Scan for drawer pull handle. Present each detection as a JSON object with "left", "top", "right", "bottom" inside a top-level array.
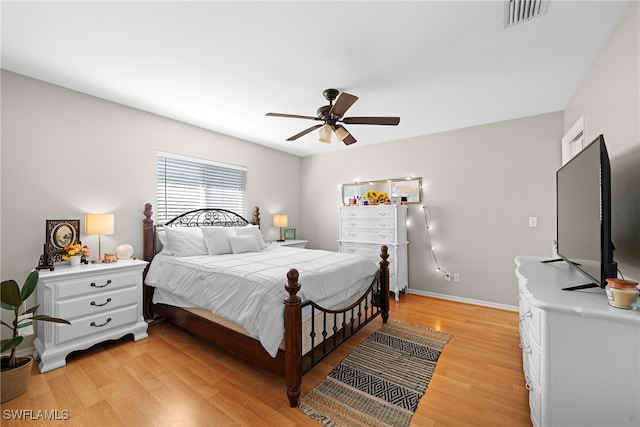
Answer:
[
  {"left": 90, "top": 279, "right": 112, "bottom": 289},
  {"left": 90, "top": 318, "right": 112, "bottom": 328},
  {"left": 519, "top": 311, "right": 532, "bottom": 320},
  {"left": 90, "top": 298, "right": 112, "bottom": 307}
]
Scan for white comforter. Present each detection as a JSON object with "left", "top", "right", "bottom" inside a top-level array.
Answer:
[{"left": 144, "top": 245, "right": 378, "bottom": 357}]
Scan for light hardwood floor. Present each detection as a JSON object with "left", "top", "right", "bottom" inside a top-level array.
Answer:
[{"left": 1, "top": 294, "right": 532, "bottom": 426}]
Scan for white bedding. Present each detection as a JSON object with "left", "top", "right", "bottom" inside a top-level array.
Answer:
[{"left": 144, "top": 245, "right": 378, "bottom": 357}]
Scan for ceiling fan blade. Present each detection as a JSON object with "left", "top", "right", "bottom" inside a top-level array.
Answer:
[
  {"left": 342, "top": 133, "right": 357, "bottom": 145},
  {"left": 286, "top": 124, "right": 323, "bottom": 141},
  {"left": 342, "top": 116, "right": 400, "bottom": 126},
  {"left": 329, "top": 92, "right": 358, "bottom": 119},
  {"left": 266, "top": 112, "right": 320, "bottom": 121}
]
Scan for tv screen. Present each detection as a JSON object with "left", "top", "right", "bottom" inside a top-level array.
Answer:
[{"left": 556, "top": 134, "right": 617, "bottom": 288}]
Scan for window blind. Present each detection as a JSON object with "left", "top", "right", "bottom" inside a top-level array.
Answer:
[{"left": 156, "top": 151, "right": 247, "bottom": 222}]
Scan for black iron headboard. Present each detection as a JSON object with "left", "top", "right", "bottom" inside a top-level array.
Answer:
[{"left": 163, "top": 208, "right": 257, "bottom": 228}]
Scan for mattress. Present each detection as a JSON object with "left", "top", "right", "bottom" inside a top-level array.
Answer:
[{"left": 145, "top": 245, "right": 378, "bottom": 356}]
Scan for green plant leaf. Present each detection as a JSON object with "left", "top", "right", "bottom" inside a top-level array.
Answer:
[
  {"left": 31, "top": 315, "right": 71, "bottom": 324},
  {"left": 0, "top": 280, "right": 22, "bottom": 309},
  {"left": 24, "top": 305, "right": 40, "bottom": 315},
  {"left": 20, "top": 270, "right": 39, "bottom": 302},
  {"left": 1, "top": 336, "right": 23, "bottom": 353}
]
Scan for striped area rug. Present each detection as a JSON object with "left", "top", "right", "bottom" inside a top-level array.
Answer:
[{"left": 299, "top": 320, "right": 452, "bottom": 427}]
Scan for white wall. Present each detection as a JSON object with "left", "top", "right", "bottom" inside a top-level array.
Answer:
[
  {"left": 564, "top": 1, "right": 639, "bottom": 281},
  {"left": 300, "top": 112, "right": 563, "bottom": 307},
  {"left": 1, "top": 70, "right": 302, "bottom": 349}
]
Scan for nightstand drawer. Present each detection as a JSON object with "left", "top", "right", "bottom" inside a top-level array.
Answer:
[
  {"left": 56, "top": 286, "right": 138, "bottom": 318},
  {"left": 56, "top": 305, "right": 138, "bottom": 344},
  {"left": 54, "top": 271, "right": 139, "bottom": 299}
]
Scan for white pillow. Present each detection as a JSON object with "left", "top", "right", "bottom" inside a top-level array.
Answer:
[
  {"left": 233, "top": 225, "right": 266, "bottom": 249},
  {"left": 228, "top": 235, "right": 261, "bottom": 254},
  {"left": 163, "top": 227, "right": 207, "bottom": 256},
  {"left": 202, "top": 227, "right": 235, "bottom": 255},
  {"left": 156, "top": 229, "right": 174, "bottom": 255}
]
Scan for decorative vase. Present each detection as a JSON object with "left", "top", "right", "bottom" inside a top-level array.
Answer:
[
  {"left": 1, "top": 356, "right": 33, "bottom": 403},
  {"left": 69, "top": 256, "right": 81, "bottom": 266}
]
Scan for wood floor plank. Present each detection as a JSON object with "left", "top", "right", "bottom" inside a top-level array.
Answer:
[{"left": 0, "top": 294, "right": 532, "bottom": 426}]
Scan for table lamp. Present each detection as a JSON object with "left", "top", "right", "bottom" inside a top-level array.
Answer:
[
  {"left": 85, "top": 213, "right": 114, "bottom": 263},
  {"left": 273, "top": 214, "right": 288, "bottom": 242}
]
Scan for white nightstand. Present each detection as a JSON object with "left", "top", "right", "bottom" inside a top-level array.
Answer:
[
  {"left": 33, "top": 259, "right": 149, "bottom": 373},
  {"left": 268, "top": 239, "right": 309, "bottom": 248}
]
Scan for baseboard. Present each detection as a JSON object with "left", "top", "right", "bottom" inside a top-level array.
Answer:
[{"left": 406, "top": 289, "right": 518, "bottom": 312}]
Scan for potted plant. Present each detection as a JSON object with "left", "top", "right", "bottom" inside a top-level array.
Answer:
[{"left": 1, "top": 270, "right": 70, "bottom": 402}]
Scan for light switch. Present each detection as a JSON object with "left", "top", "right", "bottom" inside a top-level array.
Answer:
[{"left": 529, "top": 217, "right": 538, "bottom": 227}]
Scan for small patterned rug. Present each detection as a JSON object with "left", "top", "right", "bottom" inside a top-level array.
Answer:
[{"left": 299, "top": 320, "right": 452, "bottom": 427}]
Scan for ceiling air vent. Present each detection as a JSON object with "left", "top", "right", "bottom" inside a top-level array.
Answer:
[{"left": 504, "top": 0, "right": 547, "bottom": 28}]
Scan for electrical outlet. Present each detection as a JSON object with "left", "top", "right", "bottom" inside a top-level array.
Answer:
[
  {"left": 444, "top": 273, "right": 451, "bottom": 282},
  {"left": 453, "top": 273, "right": 460, "bottom": 283}
]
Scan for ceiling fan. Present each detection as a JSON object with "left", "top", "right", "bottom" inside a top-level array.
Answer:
[{"left": 266, "top": 89, "right": 400, "bottom": 145}]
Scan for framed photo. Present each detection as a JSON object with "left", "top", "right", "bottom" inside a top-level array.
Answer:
[
  {"left": 284, "top": 228, "right": 296, "bottom": 240},
  {"left": 45, "top": 219, "right": 80, "bottom": 263}
]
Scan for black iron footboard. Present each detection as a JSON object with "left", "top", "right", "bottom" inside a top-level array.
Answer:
[{"left": 300, "top": 252, "right": 390, "bottom": 373}]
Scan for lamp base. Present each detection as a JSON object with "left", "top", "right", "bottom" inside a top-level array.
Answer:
[{"left": 276, "top": 239, "right": 285, "bottom": 242}]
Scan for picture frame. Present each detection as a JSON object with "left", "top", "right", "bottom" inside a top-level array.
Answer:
[
  {"left": 284, "top": 228, "right": 296, "bottom": 240},
  {"left": 45, "top": 219, "right": 81, "bottom": 263}
]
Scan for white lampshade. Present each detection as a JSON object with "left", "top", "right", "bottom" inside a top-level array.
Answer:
[
  {"left": 334, "top": 125, "right": 350, "bottom": 141},
  {"left": 318, "top": 124, "right": 332, "bottom": 143},
  {"left": 85, "top": 213, "right": 114, "bottom": 235},
  {"left": 273, "top": 214, "right": 288, "bottom": 228}
]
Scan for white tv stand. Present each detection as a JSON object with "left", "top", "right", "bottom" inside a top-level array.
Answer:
[{"left": 516, "top": 256, "right": 640, "bottom": 427}]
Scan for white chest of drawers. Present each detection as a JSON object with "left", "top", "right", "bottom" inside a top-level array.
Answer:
[
  {"left": 33, "top": 259, "right": 149, "bottom": 373},
  {"left": 516, "top": 256, "right": 640, "bottom": 427},
  {"left": 338, "top": 205, "right": 408, "bottom": 301}
]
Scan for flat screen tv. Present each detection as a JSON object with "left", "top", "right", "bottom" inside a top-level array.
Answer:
[{"left": 555, "top": 134, "right": 617, "bottom": 290}]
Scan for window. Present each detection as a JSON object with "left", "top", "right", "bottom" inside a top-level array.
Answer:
[{"left": 156, "top": 151, "right": 247, "bottom": 222}]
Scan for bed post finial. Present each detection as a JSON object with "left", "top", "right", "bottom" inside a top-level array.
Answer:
[
  {"left": 379, "top": 245, "right": 390, "bottom": 323},
  {"left": 253, "top": 206, "right": 261, "bottom": 228},
  {"left": 284, "top": 268, "right": 302, "bottom": 407}
]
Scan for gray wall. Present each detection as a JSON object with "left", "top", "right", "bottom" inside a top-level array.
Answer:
[
  {"left": 1, "top": 70, "right": 302, "bottom": 350},
  {"left": 300, "top": 112, "right": 562, "bottom": 307},
  {"left": 564, "top": 1, "right": 639, "bottom": 281}
]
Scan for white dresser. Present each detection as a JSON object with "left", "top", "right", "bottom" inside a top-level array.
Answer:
[
  {"left": 33, "top": 259, "right": 149, "bottom": 373},
  {"left": 339, "top": 205, "right": 408, "bottom": 301},
  {"left": 516, "top": 256, "right": 640, "bottom": 427}
]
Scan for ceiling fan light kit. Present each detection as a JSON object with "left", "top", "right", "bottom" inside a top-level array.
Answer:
[
  {"left": 266, "top": 88, "right": 400, "bottom": 146},
  {"left": 318, "top": 124, "right": 332, "bottom": 143}
]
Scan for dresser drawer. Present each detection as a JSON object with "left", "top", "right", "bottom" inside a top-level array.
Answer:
[
  {"left": 341, "top": 206, "right": 396, "bottom": 219},
  {"left": 519, "top": 291, "right": 542, "bottom": 346},
  {"left": 55, "top": 305, "right": 138, "bottom": 344},
  {"left": 341, "top": 229, "right": 397, "bottom": 243},
  {"left": 52, "top": 271, "right": 139, "bottom": 299},
  {"left": 529, "top": 382, "right": 542, "bottom": 427},
  {"left": 341, "top": 218, "right": 395, "bottom": 230},
  {"left": 522, "top": 331, "right": 541, "bottom": 386},
  {"left": 55, "top": 286, "right": 138, "bottom": 318}
]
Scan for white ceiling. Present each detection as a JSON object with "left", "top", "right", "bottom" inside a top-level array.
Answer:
[{"left": 1, "top": 1, "right": 629, "bottom": 157}]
